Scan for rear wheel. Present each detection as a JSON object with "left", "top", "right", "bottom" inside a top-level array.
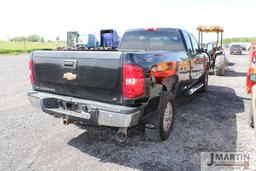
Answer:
[
  {"left": 145, "top": 91, "right": 175, "bottom": 141},
  {"left": 214, "top": 55, "right": 225, "bottom": 76}
]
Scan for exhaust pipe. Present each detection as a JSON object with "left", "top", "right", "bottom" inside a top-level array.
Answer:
[
  {"left": 116, "top": 127, "right": 128, "bottom": 142},
  {"left": 63, "top": 118, "right": 73, "bottom": 125}
]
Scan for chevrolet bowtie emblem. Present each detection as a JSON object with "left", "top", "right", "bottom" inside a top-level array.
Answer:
[{"left": 63, "top": 72, "right": 77, "bottom": 81}]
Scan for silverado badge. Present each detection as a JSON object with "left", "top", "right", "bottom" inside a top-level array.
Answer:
[{"left": 63, "top": 72, "right": 77, "bottom": 81}]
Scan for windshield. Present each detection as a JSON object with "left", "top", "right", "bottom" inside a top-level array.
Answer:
[{"left": 119, "top": 29, "right": 185, "bottom": 51}]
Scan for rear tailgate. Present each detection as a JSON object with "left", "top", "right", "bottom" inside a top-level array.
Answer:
[{"left": 32, "top": 51, "right": 123, "bottom": 104}]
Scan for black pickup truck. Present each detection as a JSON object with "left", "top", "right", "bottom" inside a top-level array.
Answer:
[{"left": 28, "top": 28, "right": 209, "bottom": 142}]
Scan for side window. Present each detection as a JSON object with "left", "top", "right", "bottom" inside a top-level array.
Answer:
[
  {"left": 182, "top": 32, "right": 193, "bottom": 52},
  {"left": 190, "top": 34, "right": 199, "bottom": 52}
]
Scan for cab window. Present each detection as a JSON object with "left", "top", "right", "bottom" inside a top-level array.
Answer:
[
  {"left": 190, "top": 34, "right": 199, "bottom": 52},
  {"left": 183, "top": 31, "right": 193, "bottom": 52}
]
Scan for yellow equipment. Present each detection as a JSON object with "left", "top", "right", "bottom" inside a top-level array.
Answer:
[{"left": 197, "top": 26, "right": 224, "bottom": 33}]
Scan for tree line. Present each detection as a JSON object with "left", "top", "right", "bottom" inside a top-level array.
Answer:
[
  {"left": 223, "top": 37, "right": 256, "bottom": 44},
  {"left": 10, "top": 35, "right": 256, "bottom": 44},
  {"left": 10, "top": 35, "right": 60, "bottom": 42}
]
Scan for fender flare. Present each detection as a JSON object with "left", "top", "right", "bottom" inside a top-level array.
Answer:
[{"left": 142, "top": 75, "right": 179, "bottom": 127}]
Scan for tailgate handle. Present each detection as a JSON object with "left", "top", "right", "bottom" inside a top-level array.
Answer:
[{"left": 63, "top": 60, "right": 77, "bottom": 69}]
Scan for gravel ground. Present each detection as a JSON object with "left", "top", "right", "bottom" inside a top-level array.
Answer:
[{"left": 0, "top": 52, "right": 255, "bottom": 171}]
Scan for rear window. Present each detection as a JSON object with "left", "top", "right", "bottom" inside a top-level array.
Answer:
[{"left": 119, "top": 29, "right": 185, "bottom": 51}]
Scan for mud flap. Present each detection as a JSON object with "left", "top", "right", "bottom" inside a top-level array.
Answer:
[
  {"left": 143, "top": 93, "right": 165, "bottom": 130},
  {"left": 145, "top": 128, "right": 161, "bottom": 141},
  {"left": 144, "top": 91, "right": 169, "bottom": 141}
]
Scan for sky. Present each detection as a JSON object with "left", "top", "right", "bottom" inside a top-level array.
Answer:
[{"left": 0, "top": 0, "right": 255, "bottom": 41}]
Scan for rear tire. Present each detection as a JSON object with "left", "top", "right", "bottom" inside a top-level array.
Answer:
[
  {"left": 145, "top": 91, "right": 175, "bottom": 141},
  {"left": 214, "top": 55, "right": 226, "bottom": 76}
]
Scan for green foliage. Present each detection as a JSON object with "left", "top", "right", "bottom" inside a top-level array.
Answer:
[
  {"left": 223, "top": 37, "right": 256, "bottom": 44},
  {"left": 26, "top": 35, "right": 41, "bottom": 42},
  {"left": 11, "top": 35, "right": 47, "bottom": 43},
  {"left": 10, "top": 36, "right": 26, "bottom": 42},
  {"left": 0, "top": 49, "right": 35, "bottom": 54},
  {"left": 10, "top": 35, "right": 47, "bottom": 43},
  {"left": 0, "top": 40, "right": 66, "bottom": 54}
]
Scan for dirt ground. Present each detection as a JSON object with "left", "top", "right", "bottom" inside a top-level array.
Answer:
[{"left": 0, "top": 52, "right": 255, "bottom": 171}]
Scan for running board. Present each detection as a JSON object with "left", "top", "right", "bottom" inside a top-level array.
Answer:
[{"left": 187, "top": 83, "right": 204, "bottom": 95}]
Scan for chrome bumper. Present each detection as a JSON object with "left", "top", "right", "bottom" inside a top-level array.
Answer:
[{"left": 28, "top": 91, "right": 143, "bottom": 127}]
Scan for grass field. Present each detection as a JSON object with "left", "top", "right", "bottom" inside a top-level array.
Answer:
[{"left": 0, "top": 40, "right": 66, "bottom": 54}]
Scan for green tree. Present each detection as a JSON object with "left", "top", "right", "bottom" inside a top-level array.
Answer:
[
  {"left": 26, "top": 35, "right": 41, "bottom": 42},
  {"left": 223, "top": 37, "right": 256, "bottom": 44},
  {"left": 10, "top": 36, "right": 26, "bottom": 42}
]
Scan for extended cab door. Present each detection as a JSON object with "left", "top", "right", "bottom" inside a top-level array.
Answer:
[
  {"left": 180, "top": 31, "right": 193, "bottom": 88},
  {"left": 189, "top": 34, "right": 205, "bottom": 80}
]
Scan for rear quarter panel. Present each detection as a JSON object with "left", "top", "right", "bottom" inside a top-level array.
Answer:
[{"left": 122, "top": 51, "right": 190, "bottom": 103}]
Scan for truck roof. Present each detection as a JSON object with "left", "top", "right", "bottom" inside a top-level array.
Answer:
[{"left": 125, "top": 28, "right": 182, "bottom": 32}]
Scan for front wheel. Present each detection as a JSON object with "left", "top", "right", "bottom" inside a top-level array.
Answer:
[{"left": 145, "top": 91, "right": 175, "bottom": 141}]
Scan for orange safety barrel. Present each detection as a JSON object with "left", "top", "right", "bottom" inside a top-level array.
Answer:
[{"left": 246, "top": 43, "right": 256, "bottom": 94}]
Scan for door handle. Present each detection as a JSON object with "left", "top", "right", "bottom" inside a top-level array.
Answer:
[
  {"left": 64, "top": 61, "right": 74, "bottom": 67},
  {"left": 63, "top": 60, "right": 77, "bottom": 69}
]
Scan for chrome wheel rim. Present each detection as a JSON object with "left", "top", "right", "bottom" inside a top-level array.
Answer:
[{"left": 163, "top": 102, "right": 173, "bottom": 132}]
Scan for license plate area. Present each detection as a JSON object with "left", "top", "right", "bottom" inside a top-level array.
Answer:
[
  {"left": 43, "top": 98, "right": 92, "bottom": 119},
  {"left": 65, "top": 102, "right": 91, "bottom": 120}
]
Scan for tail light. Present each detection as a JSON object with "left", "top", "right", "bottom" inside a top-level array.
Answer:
[
  {"left": 144, "top": 28, "right": 159, "bottom": 31},
  {"left": 123, "top": 64, "right": 145, "bottom": 98},
  {"left": 29, "top": 60, "right": 35, "bottom": 85}
]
